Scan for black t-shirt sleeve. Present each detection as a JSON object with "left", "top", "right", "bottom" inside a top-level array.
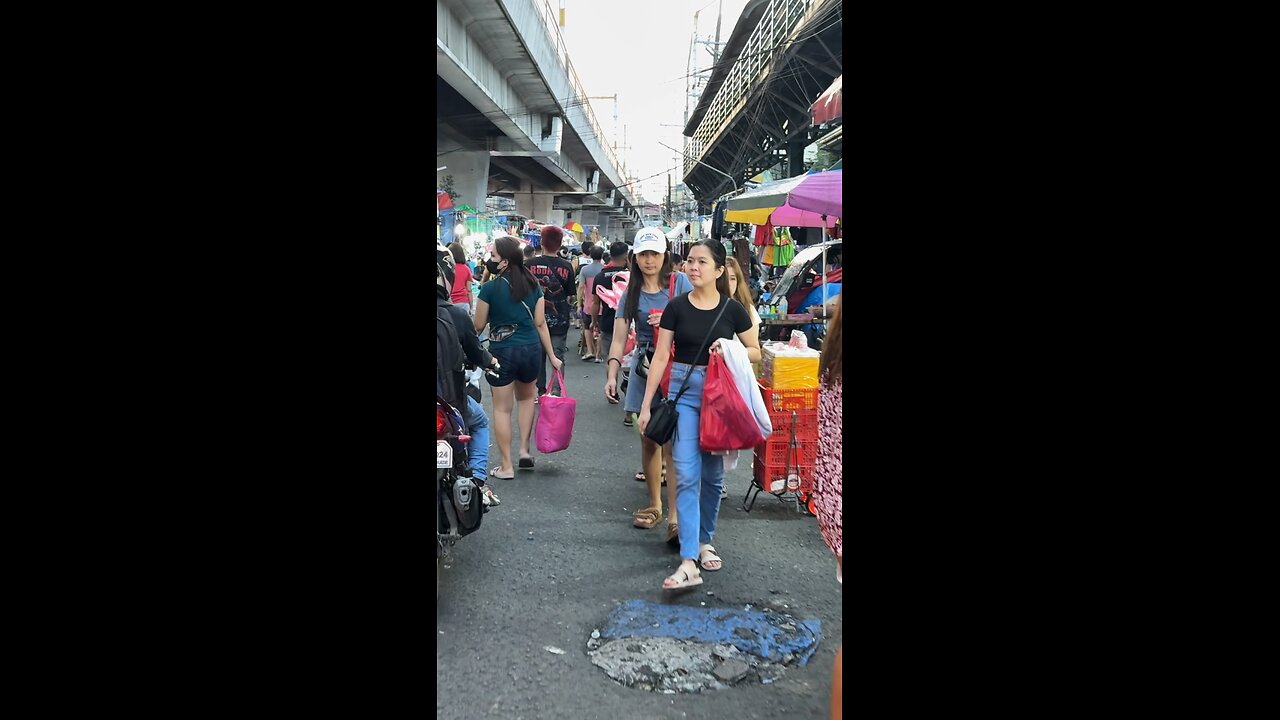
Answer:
[
  {"left": 659, "top": 295, "right": 752, "bottom": 366},
  {"left": 558, "top": 260, "right": 576, "bottom": 300},
  {"left": 727, "top": 299, "right": 751, "bottom": 334}
]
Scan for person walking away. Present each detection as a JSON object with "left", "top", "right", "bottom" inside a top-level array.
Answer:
[
  {"left": 638, "top": 240, "right": 760, "bottom": 590},
  {"left": 578, "top": 244, "right": 605, "bottom": 361},
  {"left": 592, "top": 241, "right": 631, "bottom": 423},
  {"left": 527, "top": 226, "right": 575, "bottom": 398},
  {"left": 812, "top": 293, "right": 842, "bottom": 719},
  {"left": 604, "top": 228, "right": 692, "bottom": 545},
  {"left": 448, "top": 242, "right": 474, "bottom": 316},
  {"left": 473, "top": 235, "right": 564, "bottom": 479},
  {"left": 568, "top": 247, "right": 584, "bottom": 329}
]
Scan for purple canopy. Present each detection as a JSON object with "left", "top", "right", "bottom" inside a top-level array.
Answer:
[{"left": 787, "top": 169, "right": 841, "bottom": 217}]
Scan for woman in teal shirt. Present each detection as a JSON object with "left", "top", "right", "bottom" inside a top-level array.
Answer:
[{"left": 474, "top": 235, "right": 564, "bottom": 479}]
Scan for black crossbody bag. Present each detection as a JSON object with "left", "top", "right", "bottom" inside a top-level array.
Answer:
[{"left": 643, "top": 297, "right": 729, "bottom": 445}]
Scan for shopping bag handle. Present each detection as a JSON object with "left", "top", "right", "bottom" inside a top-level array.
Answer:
[{"left": 549, "top": 368, "right": 568, "bottom": 396}]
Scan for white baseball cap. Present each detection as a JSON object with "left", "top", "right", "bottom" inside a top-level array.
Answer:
[{"left": 632, "top": 228, "right": 667, "bottom": 255}]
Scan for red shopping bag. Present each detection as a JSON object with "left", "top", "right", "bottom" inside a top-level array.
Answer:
[
  {"left": 699, "top": 353, "right": 765, "bottom": 451},
  {"left": 535, "top": 369, "right": 577, "bottom": 453}
]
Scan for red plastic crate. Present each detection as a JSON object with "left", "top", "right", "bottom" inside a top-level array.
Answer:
[
  {"left": 757, "top": 436, "right": 820, "bottom": 468},
  {"left": 757, "top": 380, "right": 819, "bottom": 412},
  {"left": 752, "top": 449, "right": 815, "bottom": 496},
  {"left": 768, "top": 408, "right": 818, "bottom": 440}
]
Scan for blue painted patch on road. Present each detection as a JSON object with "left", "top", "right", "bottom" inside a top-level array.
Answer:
[{"left": 601, "top": 599, "right": 822, "bottom": 666}]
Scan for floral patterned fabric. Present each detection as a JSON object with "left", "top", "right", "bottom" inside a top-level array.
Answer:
[{"left": 812, "top": 374, "right": 842, "bottom": 558}]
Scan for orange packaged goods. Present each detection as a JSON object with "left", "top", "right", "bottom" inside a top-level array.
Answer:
[{"left": 760, "top": 342, "right": 820, "bottom": 389}]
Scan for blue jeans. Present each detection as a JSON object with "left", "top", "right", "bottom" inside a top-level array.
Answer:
[
  {"left": 668, "top": 362, "right": 724, "bottom": 561},
  {"left": 462, "top": 395, "right": 489, "bottom": 481}
]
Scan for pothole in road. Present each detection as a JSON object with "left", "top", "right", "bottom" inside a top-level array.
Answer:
[{"left": 587, "top": 599, "right": 821, "bottom": 693}]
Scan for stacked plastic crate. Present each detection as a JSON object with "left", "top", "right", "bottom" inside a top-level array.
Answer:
[{"left": 754, "top": 380, "right": 820, "bottom": 502}]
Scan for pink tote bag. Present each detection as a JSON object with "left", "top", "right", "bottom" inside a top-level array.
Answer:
[{"left": 535, "top": 369, "right": 577, "bottom": 453}]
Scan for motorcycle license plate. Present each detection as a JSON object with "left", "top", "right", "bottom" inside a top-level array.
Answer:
[{"left": 436, "top": 441, "right": 452, "bottom": 468}]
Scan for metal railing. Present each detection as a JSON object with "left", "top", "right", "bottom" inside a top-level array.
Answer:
[
  {"left": 515, "top": 0, "right": 635, "bottom": 205},
  {"left": 685, "top": 0, "right": 813, "bottom": 178}
]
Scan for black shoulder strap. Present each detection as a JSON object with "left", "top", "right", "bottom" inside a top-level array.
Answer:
[{"left": 670, "top": 296, "right": 730, "bottom": 403}]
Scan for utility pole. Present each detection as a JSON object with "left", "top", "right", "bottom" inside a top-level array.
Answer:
[
  {"left": 667, "top": 173, "right": 673, "bottom": 225},
  {"left": 713, "top": 0, "right": 724, "bottom": 64},
  {"left": 686, "top": 13, "right": 697, "bottom": 128}
]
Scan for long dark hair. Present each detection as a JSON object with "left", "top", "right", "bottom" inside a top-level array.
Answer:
[
  {"left": 621, "top": 248, "right": 675, "bottom": 323},
  {"left": 689, "top": 240, "right": 731, "bottom": 297},
  {"left": 494, "top": 236, "right": 536, "bottom": 301},
  {"left": 818, "top": 293, "right": 842, "bottom": 384}
]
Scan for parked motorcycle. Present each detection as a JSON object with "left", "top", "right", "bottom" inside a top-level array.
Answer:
[{"left": 436, "top": 394, "right": 486, "bottom": 598}]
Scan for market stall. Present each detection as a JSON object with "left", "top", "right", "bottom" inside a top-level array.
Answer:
[
  {"left": 744, "top": 330, "right": 824, "bottom": 516},
  {"left": 722, "top": 169, "right": 840, "bottom": 517}
]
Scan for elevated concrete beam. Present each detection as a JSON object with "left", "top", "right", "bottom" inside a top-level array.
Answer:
[{"left": 514, "top": 181, "right": 552, "bottom": 221}]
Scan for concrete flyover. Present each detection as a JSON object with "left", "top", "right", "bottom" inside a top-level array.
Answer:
[
  {"left": 436, "top": 0, "right": 641, "bottom": 237},
  {"left": 682, "top": 0, "right": 842, "bottom": 208}
]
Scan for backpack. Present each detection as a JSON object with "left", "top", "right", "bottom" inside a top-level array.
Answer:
[{"left": 436, "top": 297, "right": 465, "bottom": 408}]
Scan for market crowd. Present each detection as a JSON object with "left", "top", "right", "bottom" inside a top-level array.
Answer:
[{"left": 435, "top": 222, "right": 843, "bottom": 714}]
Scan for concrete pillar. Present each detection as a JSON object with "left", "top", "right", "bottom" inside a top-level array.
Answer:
[
  {"left": 548, "top": 209, "right": 566, "bottom": 226},
  {"left": 579, "top": 210, "right": 599, "bottom": 226},
  {"left": 514, "top": 182, "right": 553, "bottom": 223},
  {"left": 436, "top": 149, "right": 490, "bottom": 211}
]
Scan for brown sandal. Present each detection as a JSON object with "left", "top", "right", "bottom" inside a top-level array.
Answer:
[
  {"left": 665, "top": 522, "right": 679, "bottom": 546},
  {"left": 632, "top": 506, "right": 662, "bottom": 529}
]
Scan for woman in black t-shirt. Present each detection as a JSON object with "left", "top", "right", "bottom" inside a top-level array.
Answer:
[{"left": 638, "top": 240, "right": 761, "bottom": 591}]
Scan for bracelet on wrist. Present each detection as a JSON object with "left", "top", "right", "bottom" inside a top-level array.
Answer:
[{"left": 607, "top": 357, "right": 622, "bottom": 367}]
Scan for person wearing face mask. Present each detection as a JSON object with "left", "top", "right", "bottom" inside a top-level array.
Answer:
[
  {"left": 473, "top": 235, "right": 564, "bottom": 479},
  {"left": 638, "top": 240, "right": 761, "bottom": 590},
  {"left": 604, "top": 228, "right": 693, "bottom": 543}
]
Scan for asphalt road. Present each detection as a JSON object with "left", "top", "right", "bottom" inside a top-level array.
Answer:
[{"left": 437, "top": 326, "right": 842, "bottom": 720}]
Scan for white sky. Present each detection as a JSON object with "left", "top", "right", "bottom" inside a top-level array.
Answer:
[{"left": 558, "top": 0, "right": 754, "bottom": 202}]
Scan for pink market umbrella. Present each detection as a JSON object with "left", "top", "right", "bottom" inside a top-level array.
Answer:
[
  {"left": 724, "top": 202, "right": 838, "bottom": 227},
  {"left": 724, "top": 169, "right": 842, "bottom": 225}
]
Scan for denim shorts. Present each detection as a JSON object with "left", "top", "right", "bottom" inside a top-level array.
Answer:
[
  {"left": 487, "top": 342, "right": 541, "bottom": 387},
  {"left": 624, "top": 352, "right": 647, "bottom": 414}
]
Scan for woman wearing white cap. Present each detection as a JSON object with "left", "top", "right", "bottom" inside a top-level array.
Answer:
[{"left": 604, "top": 228, "right": 692, "bottom": 544}]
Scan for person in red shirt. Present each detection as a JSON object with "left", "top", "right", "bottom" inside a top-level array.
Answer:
[{"left": 448, "top": 243, "right": 473, "bottom": 315}]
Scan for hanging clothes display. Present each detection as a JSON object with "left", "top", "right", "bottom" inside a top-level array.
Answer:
[
  {"left": 711, "top": 201, "right": 727, "bottom": 240},
  {"left": 753, "top": 222, "right": 774, "bottom": 246},
  {"left": 768, "top": 226, "right": 795, "bottom": 267}
]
